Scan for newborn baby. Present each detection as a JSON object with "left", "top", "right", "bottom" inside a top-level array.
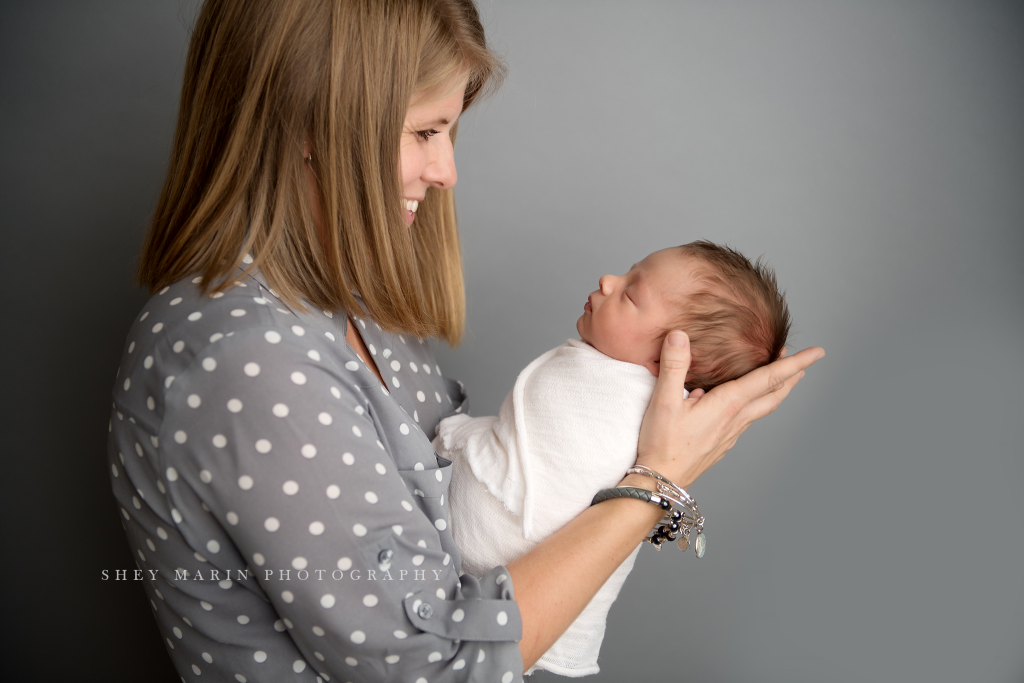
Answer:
[{"left": 434, "top": 240, "right": 791, "bottom": 676}]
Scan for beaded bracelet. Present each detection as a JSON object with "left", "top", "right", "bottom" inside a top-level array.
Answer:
[{"left": 591, "top": 467, "right": 706, "bottom": 558}]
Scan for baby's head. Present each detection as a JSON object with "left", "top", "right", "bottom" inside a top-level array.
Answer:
[{"left": 576, "top": 241, "right": 791, "bottom": 391}]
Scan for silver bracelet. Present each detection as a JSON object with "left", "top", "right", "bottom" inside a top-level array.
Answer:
[{"left": 626, "top": 465, "right": 706, "bottom": 558}]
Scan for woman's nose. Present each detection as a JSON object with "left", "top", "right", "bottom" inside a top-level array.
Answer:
[{"left": 422, "top": 134, "right": 457, "bottom": 189}]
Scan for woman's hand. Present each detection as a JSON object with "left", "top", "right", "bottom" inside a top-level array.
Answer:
[{"left": 636, "top": 331, "right": 825, "bottom": 488}]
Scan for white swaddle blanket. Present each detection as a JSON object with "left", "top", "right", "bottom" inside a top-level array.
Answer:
[{"left": 435, "top": 338, "right": 669, "bottom": 677}]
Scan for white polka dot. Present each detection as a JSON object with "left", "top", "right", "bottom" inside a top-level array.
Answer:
[
  {"left": 363, "top": 594, "right": 378, "bottom": 607},
  {"left": 202, "top": 652, "right": 214, "bottom": 664},
  {"left": 307, "top": 349, "right": 321, "bottom": 361},
  {"left": 173, "top": 626, "right": 182, "bottom": 639},
  {"left": 242, "top": 253, "right": 253, "bottom": 264},
  {"left": 226, "top": 512, "right": 239, "bottom": 525},
  {"left": 234, "top": 614, "right": 249, "bottom": 625},
  {"left": 412, "top": 555, "right": 424, "bottom": 566},
  {"left": 428, "top": 652, "right": 442, "bottom": 663},
  {"left": 111, "top": 463, "right": 119, "bottom": 478},
  {"left": 502, "top": 672, "right": 514, "bottom": 683},
  {"left": 401, "top": 500, "right": 413, "bottom": 512},
  {"left": 233, "top": 675, "right": 246, "bottom": 683},
  {"left": 184, "top": 394, "right": 201, "bottom": 409},
  {"left": 350, "top": 629, "right": 365, "bottom": 643},
  {"left": 392, "top": 524, "right": 403, "bottom": 535},
  {"left": 331, "top": 386, "right": 342, "bottom": 398},
  {"left": 255, "top": 439, "right": 271, "bottom": 453},
  {"left": 435, "top": 518, "right": 447, "bottom": 531},
  {"left": 326, "top": 484, "right": 340, "bottom": 498},
  {"left": 318, "top": 412, "right": 332, "bottom": 425},
  {"left": 337, "top": 557, "right": 352, "bottom": 570},
  {"left": 165, "top": 375, "right": 175, "bottom": 388},
  {"left": 351, "top": 425, "right": 361, "bottom": 437},
  {"left": 253, "top": 296, "right": 267, "bottom": 304},
  {"left": 206, "top": 540, "right": 220, "bottom": 554},
  {"left": 368, "top": 344, "right": 376, "bottom": 355},
  {"left": 291, "top": 371, "right": 307, "bottom": 385},
  {"left": 301, "top": 443, "right": 317, "bottom": 458},
  {"left": 417, "top": 540, "right": 427, "bottom": 548},
  {"left": 391, "top": 376, "right": 400, "bottom": 388},
  {"left": 227, "top": 398, "right": 242, "bottom": 413},
  {"left": 345, "top": 656, "right": 358, "bottom": 666},
  {"left": 345, "top": 361, "right": 359, "bottom": 371},
  {"left": 497, "top": 610, "right": 508, "bottom": 625},
  {"left": 265, "top": 331, "right": 281, "bottom": 344},
  {"left": 213, "top": 434, "right": 227, "bottom": 448},
  {"left": 309, "top": 521, "right": 325, "bottom": 535},
  {"left": 435, "top": 392, "right": 442, "bottom": 403},
  {"left": 325, "top": 331, "right": 335, "bottom": 341},
  {"left": 146, "top": 396, "right": 155, "bottom": 411},
  {"left": 253, "top": 553, "right": 265, "bottom": 566},
  {"left": 477, "top": 649, "right": 486, "bottom": 663},
  {"left": 393, "top": 630, "right": 408, "bottom": 639},
  {"left": 436, "top": 365, "right": 442, "bottom": 375},
  {"left": 209, "top": 332, "right": 223, "bottom": 343},
  {"left": 122, "top": 378, "right": 131, "bottom": 391},
  {"left": 373, "top": 464, "right": 386, "bottom": 476},
  {"left": 292, "top": 660, "right": 306, "bottom": 674},
  {"left": 353, "top": 523, "right": 367, "bottom": 537},
  {"left": 174, "top": 431, "right": 187, "bottom": 444},
  {"left": 383, "top": 348, "right": 392, "bottom": 359},
  {"left": 128, "top": 341, "right": 136, "bottom": 353},
  {"left": 451, "top": 608, "right": 465, "bottom": 622},
  {"left": 282, "top": 480, "right": 299, "bottom": 495},
  {"left": 398, "top": 423, "right": 411, "bottom": 436},
  {"left": 143, "top": 355, "right": 154, "bottom": 369},
  {"left": 435, "top": 470, "right": 443, "bottom": 482},
  {"left": 199, "top": 468, "right": 212, "bottom": 483},
  {"left": 146, "top": 538, "right": 155, "bottom": 551},
  {"left": 202, "top": 357, "right": 216, "bottom": 371},
  {"left": 414, "top": 463, "right": 424, "bottom": 471},
  {"left": 453, "top": 659, "right": 465, "bottom": 670},
  {"left": 390, "top": 360, "right": 401, "bottom": 371},
  {"left": 165, "top": 467, "right": 179, "bottom": 482},
  {"left": 173, "top": 340, "right": 185, "bottom": 353},
  {"left": 219, "top": 579, "right": 232, "bottom": 589},
  {"left": 253, "top": 651, "right": 267, "bottom": 663},
  {"left": 200, "top": 600, "right": 213, "bottom": 611},
  {"left": 436, "top": 588, "right": 446, "bottom": 599},
  {"left": 272, "top": 403, "right": 289, "bottom": 417},
  {"left": 416, "top": 391, "right": 426, "bottom": 402},
  {"left": 364, "top": 491, "right": 378, "bottom": 504},
  {"left": 312, "top": 625, "right": 325, "bottom": 636},
  {"left": 410, "top": 362, "right": 418, "bottom": 372},
  {"left": 152, "top": 322, "right": 165, "bottom": 333},
  {"left": 230, "top": 309, "right": 246, "bottom": 317},
  {"left": 342, "top": 452, "right": 354, "bottom": 465},
  {"left": 156, "top": 526, "right": 168, "bottom": 540},
  {"left": 264, "top": 517, "right": 280, "bottom": 532},
  {"left": 281, "top": 591, "right": 294, "bottom": 603},
  {"left": 243, "top": 362, "right": 260, "bottom": 377},
  {"left": 291, "top": 325, "right": 305, "bottom": 336},
  {"left": 385, "top": 655, "right": 400, "bottom": 664}
]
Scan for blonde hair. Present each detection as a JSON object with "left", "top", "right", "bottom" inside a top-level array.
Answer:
[{"left": 137, "top": 0, "right": 504, "bottom": 344}]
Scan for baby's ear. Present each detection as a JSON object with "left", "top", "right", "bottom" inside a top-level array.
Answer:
[{"left": 644, "top": 359, "right": 660, "bottom": 376}]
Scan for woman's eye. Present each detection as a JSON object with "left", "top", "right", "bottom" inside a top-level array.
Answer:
[{"left": 416, "top": 128, "right": 441, "bottom": 141}]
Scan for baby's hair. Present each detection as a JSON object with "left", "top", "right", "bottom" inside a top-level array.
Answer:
[{"left": 666, "top": 240, "right": 792, "bottom": 392}]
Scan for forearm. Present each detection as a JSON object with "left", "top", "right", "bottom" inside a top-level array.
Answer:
[{"left": 507, "top": 473, "right": 663, "bottom": 669}]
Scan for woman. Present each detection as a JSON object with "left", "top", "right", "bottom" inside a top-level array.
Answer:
[{"left": 109, "top": 0, "right": 824, "bottom": 681}]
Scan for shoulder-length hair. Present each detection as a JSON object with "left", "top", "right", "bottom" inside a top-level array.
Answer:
[{"left": 137, "top": 0, "right": 504, "bottom": 344}]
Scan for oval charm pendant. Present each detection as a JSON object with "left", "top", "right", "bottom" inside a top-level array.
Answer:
[
  {"left": 694, "top": 532, "right": 707, "bottom": 558},
  {"left": 677, "top": 534, "right": 689, "bottom": 552}
]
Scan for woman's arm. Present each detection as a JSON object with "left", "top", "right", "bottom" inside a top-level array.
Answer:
[{"left": 509, "top": 331, "right": 824, "bottom": 668}]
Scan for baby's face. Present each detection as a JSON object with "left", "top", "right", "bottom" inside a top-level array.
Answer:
[{"left": 576, "top": 247, "right": 694, "bottom": 375}]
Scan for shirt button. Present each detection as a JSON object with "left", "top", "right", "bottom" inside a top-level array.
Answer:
[
  {"left": 378, "top": 549, "right": 394, "bottom": 564},
  {"left": 417, "top": 602, "right": 433, "bottom": 620}
]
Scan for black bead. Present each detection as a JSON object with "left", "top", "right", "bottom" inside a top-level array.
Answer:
[
  {"left": 669, "top": 522, "right": 680, "bottom": 532},
  {"left": 661, "top": 499, "right": 671, "bottom": 509},
  {"left": 671, "top": 511, "right": 682, "bottom": 521},
  {"left": 651, "top": 535, "right": 663, "bottom": 545}
]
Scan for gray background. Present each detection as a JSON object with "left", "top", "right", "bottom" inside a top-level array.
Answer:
[{"left": 1, "top": 1, "right": 1021, "bottom": 681}]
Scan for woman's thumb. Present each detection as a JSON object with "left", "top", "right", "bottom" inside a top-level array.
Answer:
[{"left": 658, "top": 331, "right": 691, "bottom": 384}]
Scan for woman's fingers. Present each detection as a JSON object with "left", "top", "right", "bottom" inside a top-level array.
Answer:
[
  {"left": 687, "top": 387, "right": 705, "bottom": 402},
  {"left": 729, "top": 346, "right": 824, "bottom": 402}
]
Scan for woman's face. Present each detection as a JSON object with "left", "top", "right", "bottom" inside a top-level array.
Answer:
[{"left": 399, "top": 78, "right": 468, "bottom": 225}]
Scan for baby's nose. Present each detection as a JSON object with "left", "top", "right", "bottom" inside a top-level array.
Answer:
[{"left": 599, "top": 275, "right": 613, "bottom": 295}]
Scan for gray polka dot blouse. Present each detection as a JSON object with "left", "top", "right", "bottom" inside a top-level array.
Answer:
[{"left": 108, "top": 269, "right": 524, "bottom": 682}]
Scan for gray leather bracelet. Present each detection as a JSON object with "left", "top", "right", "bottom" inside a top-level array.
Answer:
[{"left": 592, "top": 484, "right": 707, "bottom": 558}]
